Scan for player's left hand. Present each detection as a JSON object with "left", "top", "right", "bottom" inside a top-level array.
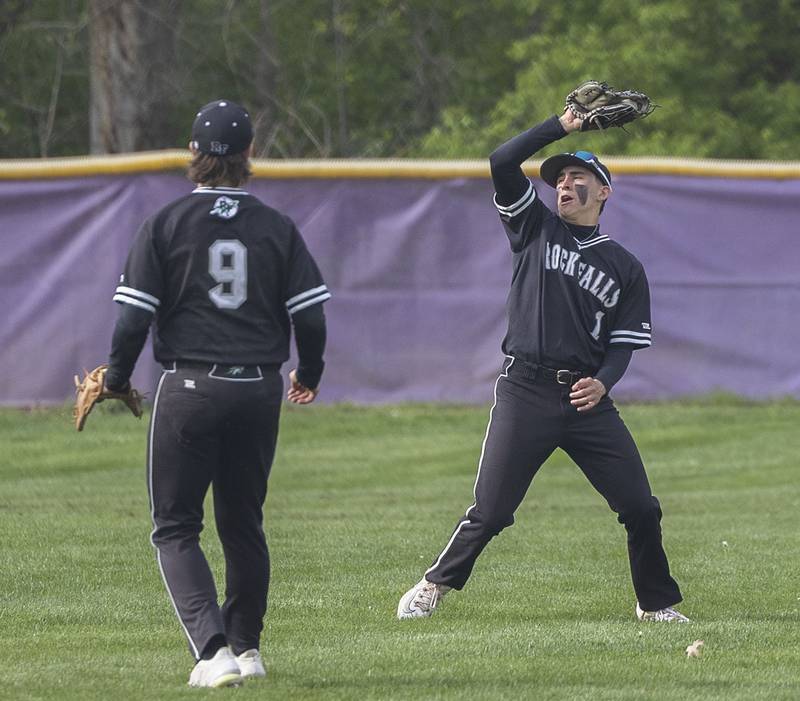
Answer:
[
  {"left": 287, "top": 369, "right": 319, "bottom": 404},
  {"left": 73, "top": 364, "right": 144, "bottom": 431},
  {"left": 569, "top": 377, "right": 606, "bottom": 412}
]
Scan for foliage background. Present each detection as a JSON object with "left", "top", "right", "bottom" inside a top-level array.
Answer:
[{"left": 2, "top": 0, "right": 799, "bottom": 159}]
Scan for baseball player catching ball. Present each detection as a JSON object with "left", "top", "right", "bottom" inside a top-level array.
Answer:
[
  {"left": 105, "top": 100, "right": 330, "bottom": 687},
  {"left": 398, "top": 106, "right": 688, "bottom": 623}
]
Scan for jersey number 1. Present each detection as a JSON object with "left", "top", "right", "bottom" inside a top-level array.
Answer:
[
  {"left": 208, "top": 239, "right": 247, "bottom": 309},
  {"left": 591, "top": 311, "right": 605, "bottom": 340}
]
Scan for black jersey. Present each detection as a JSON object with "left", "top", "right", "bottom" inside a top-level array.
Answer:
[
  {"left": 493, "top": 182, "right": 651, "bottom": 371},
  {"left": 112, "top": 185, "right": 330, "bottom": 366}
]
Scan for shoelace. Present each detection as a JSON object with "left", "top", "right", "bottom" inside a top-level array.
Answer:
[
  {"left": 415, "top": 583, "right": 441, "bottom": 612},
  {"left": 653, "top": 607, "right": 687, "bottom": 622}
]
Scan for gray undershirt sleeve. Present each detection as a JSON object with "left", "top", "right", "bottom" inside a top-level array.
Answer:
[
  {"left": 292, "top": 303, "right": 327, "bottom": 389},
  {"left": 106, "top": 303, "right": 153, "bottom": 391},
  {"left": 595, "top": 347, "right": 633, "bottom": 394}
]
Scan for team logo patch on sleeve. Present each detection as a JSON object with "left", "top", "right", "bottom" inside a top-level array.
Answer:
[{"left": 210, "top": 196, "right": 239, "bottom": 219}]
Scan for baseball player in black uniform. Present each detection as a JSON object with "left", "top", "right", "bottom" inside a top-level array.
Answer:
[
  {"left": 105, "top": 100, "right": 330, "bottom": 687},
  {"left": 398, "top": 107, "right": 687, "bottom": 623}
]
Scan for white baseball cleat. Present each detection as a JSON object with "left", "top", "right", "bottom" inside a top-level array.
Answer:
[
  {"left": 235, "top": 648, "right": 266, "bottom": 679},
  {"left": 397, "top": 578, "right": 451, "bottom": 619},
  {"left": 188, "top": 646, "right": 243, "bottom": 688},
  {"left": 636, "top": 602, "right": 690, "bottom": 623}
]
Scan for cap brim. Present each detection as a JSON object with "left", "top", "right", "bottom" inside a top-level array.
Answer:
[{"left": 540, "top": 154, "right": 609, "bottom": 189}]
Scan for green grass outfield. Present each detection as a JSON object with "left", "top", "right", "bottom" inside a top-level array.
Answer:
[{"left": 1, "top": 398, "right": 798, "bottom": 700}]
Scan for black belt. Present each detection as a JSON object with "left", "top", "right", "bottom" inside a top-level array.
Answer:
[
  {"left": 165, "top": 360, "right": 280, "bottom": 380},
  {"left": 512, "top": 359, "right": 587, "bottom": 385}
]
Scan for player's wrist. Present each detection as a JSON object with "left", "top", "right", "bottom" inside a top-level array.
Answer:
[
  {"left": 558, "top": 110, "right": 581, "bottom": 134},
  {"left": 104, "top": 368, "right": 130, "bottom": 393},
  {"left": 295, "top": 364, "right": 323, "bottom": 391}
]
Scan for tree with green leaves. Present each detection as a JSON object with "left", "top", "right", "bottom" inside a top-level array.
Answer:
[
  {"left": 1, "top": 0, "right": 798, "bottom": 159},
  {"left": 419, "top": 0, "right": 800, "bottom": 158}
]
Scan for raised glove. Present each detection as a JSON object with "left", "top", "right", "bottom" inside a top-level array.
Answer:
[
  {"left": 73, "top": 364, "right": 144, "bottom": 431},
  {"left": 566, "top": 80, "right": 655, "bottom": 131}
]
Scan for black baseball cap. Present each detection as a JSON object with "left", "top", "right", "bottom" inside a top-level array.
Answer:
[
  {"left": 540, "top": 150, "right": 612, "bottom": 188},
  {"left": 190, "top": 99, "right": 253, "bottom": 156}
]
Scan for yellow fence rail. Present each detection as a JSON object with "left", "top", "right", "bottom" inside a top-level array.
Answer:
[{"left": 1, "top": 150, "right": 800, "bottom": 180}]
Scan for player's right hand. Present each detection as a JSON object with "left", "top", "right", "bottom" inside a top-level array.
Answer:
[
  {"left": 559, "top": 107, "right": 584, "bottom": 133},
  {"left": 287, "top": 369, "right": 319, "bottom": 404},
  {"left": 569, "top": 376, "right": 606, "bottom": 412}
]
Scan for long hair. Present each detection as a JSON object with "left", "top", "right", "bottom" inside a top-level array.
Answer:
[{"left": 187, "top": 151, "right": 252, "bottom": 187}]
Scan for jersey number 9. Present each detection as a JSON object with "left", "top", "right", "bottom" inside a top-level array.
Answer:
[{"left": 208, "top": 239, "right": 248, "bottom": 309}]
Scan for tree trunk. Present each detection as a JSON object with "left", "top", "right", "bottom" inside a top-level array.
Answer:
[
  {"left": 89, "top": 0, "right": 178, "bottom": 153},
  {"left": 0, "top": 0, "right": 27, "bottom": 39},
  {"left": 408, "top": 6, "right": 447, "bottom": 136},
  {"left": 252, "top": 0, "right": 279, "bottom": 156},
  {"left": 332, "top": 0, "right": 349, "bottom": 156}
]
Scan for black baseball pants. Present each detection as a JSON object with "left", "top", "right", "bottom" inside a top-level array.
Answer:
[
  {"left": 147, "top": 362, "right": 282, "bottom": 659},
  {"left": 425, "top": 357, "right": 682, "bottom": 611}
]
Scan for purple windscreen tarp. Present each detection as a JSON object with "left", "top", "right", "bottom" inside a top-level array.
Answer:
[{"left": 1, "top": 172, "right": 798, "bottom": 405}]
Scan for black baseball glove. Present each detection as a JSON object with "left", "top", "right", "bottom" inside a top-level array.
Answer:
[{"left": 566, "top": 80, "right": 656, "bottom": 131}]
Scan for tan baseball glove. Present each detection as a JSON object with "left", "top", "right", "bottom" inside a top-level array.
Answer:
[
  {"left": 73, "top": 364, "right": 144, "bottom": 431},
  {"left": 566, "top": 80, "right": 656, "bottom": 131}
]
